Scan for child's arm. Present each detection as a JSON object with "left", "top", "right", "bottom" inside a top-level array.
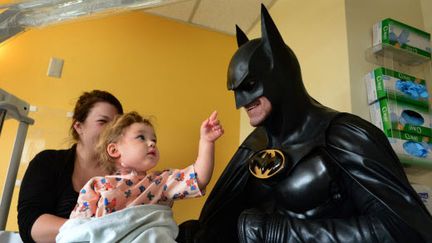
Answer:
[{"left": 194, "top": 111, "right": 224, "bottom": 190}]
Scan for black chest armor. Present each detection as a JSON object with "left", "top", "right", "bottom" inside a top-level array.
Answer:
[{"left": 245, "top": 147, "right": 356, "bottom": 219}]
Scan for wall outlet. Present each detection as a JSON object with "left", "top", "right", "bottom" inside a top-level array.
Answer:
[{"left": 47, "top": 57, "right": 64, "bottom": 78}]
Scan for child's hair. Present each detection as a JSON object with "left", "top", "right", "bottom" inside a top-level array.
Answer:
[{"left": 97, "top": 111, "right": 153, "bottom": 174}]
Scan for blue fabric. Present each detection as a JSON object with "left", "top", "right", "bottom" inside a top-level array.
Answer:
[
  {"left": 403, "top": 141, "right": 428, "bottom": 158},
  {"left": 395, "top": 80, "right": 429, "bottom": 100},
  {"left": 56, "top": 204, "right": 178, "bottom": 243},
  {"left": 399, "top": 110, "right": 424, "bottom": 126},
  {"left": 389, "top": 29, "right": 410, "bottom": 45}
]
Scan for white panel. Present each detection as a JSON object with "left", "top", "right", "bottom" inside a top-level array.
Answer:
[
  {"left": 191, "top": 0, "right": 273, "bottom": 35},
  {"left": 144, "top": 0, "right": 198, "bottom": 22},
  {"left": 47, "top": 57, "right": 64, "bottom": 78}
]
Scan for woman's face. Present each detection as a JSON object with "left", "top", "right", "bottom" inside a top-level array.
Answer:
[{"left": 74, "top": 102, "right": 119, "bottom": 150}]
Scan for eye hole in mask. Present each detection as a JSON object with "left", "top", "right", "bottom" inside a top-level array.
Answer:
[{"left": 241, "top": 79, "right": 258, "bottom": 91}]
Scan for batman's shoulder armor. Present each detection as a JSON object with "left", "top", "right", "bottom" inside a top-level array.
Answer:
[{"left": 240, "top": 126, "right": 268, "bottom": 152}]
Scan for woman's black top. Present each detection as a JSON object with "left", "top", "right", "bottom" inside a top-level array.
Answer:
[{"left": 18, "top": 145, "right": 78, "bottom": 243}]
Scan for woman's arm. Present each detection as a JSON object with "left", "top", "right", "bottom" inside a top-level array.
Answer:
[
  {"left": 18, "top": 149, "right": 73, "bottom": 243},
  {"left": 30, "top": 214, "right": 67, "bottom": 243}
]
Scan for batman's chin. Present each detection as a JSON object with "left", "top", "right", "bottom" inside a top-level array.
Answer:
[{"left": 245, "top": 97, "right": 272, "bottom": 127}]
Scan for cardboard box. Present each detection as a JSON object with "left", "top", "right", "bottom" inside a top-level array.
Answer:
[
  {"left": 373, "top": 18, "right": 431, "bottom": 59},
  {"left": 388, "top": 134, "right": 432, "bottom": 168},
  {"left": 365, "top": 67, "right": 429, "bottom": 108},
  {"left": 411, "top": 184, "right": 432, "bottom": 213},
  {"left": 369, "top": 98, "right": 431, "bottom": 137}
]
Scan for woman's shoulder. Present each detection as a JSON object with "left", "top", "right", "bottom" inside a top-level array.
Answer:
[{"left": 29, "top": 145, "right": 76, "bottom": 169}]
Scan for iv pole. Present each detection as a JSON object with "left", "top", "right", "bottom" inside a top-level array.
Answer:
[{"left": 0, "top": 89, "right": 34, "bottom": 230}]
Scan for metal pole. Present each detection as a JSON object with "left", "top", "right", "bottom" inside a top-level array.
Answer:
[{"left": 0, "top": 121, "right": 29, "bottom": 230}]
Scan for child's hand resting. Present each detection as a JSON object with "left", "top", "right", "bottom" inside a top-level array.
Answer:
[{"left": 200, "top": 111, "right": 224, "bottom": 143}]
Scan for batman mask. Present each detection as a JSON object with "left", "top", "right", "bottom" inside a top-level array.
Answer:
[{"left": 227, "top": 6, "right": 308, "bottom": 112}]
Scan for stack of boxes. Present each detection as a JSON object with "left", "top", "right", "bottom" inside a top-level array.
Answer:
[
  {"left": 366, "top": 18, "right": 432, "bottom": 167},
  {"left": 372, "top": 18, "right": 431, "bottom": 62}
]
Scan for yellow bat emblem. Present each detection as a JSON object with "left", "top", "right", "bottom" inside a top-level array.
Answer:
[{"left": 248, "top": 149, "right": 285, "bottom": 179}]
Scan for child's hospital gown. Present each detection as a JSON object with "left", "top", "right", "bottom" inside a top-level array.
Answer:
[{"left": 70, "top": 165, "right": 203, "bottom": 218}]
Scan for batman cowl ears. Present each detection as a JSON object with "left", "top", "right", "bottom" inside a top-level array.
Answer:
[
  {"left": 235, "top": 25, "right": 249, "bottom": 47},
  {"left": 227, "top": 4, "right": 304, "bottom": 109}
]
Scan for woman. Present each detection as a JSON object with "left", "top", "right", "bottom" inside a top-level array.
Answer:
[{"left": 18, "top": 90, "right": 123, "bottom": 243}]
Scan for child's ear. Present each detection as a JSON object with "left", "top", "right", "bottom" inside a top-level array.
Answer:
[{"left": 107, "top": 143, "right": 120, "bottom": 158}]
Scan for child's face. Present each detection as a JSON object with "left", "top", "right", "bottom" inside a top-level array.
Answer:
[{"left": 115, "top": 122, "right": 160, "bottom": 173}]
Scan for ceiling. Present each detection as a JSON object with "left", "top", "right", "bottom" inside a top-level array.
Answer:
[
  {"left": 0, "top": 0, "right": 277, "bottom": 43},
  {"left": 143, "top": 0, "right": 276, "bottom": 35},
  {"left": 0, "top": 0, "right": 430, "bottom": 38}
]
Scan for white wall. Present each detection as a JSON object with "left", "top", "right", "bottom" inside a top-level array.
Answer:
[
  {"left": 345, "top": 0, "right": 425, "bottom": 120},
  {"left": 421, "top": 0, "right": 432, "bottom": 33},
  {"left": 345, "top": 0, "right": 431, "bottom": 186}
]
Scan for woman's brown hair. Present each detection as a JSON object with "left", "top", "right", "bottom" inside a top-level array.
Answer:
[{"left": 70, "top": 90, "right": 123, "bottom": 141}]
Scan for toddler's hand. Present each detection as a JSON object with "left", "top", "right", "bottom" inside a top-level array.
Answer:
[{"left": 201, "top": 111, "right": 224, "bottom": 142}]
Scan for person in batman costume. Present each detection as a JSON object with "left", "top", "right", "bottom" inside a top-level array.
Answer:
[{"left": 177, "top": 5, "right": 432, "bottom": 243}]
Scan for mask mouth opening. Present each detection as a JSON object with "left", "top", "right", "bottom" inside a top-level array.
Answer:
[{"left": 244, "top": 99, "right": 261, "bottom": 111}]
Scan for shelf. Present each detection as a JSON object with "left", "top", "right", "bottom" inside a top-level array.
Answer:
[
  {"left": 365, "top": 43, "right": 431, "bottom": 67},
  {"left": 400, "top": 156, "right": 432, "bottom": 170},
  {"left": 365, "top": 43, "right": 432, "bottom": 170}
]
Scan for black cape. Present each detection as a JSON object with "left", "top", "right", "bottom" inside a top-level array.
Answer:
[{"left": 198, "top": 112, "right": 432, "bottom": 242}]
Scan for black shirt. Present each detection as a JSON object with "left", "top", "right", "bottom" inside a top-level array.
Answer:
[{"left": 18, "top": 145, "right": 78, "bottom": 243}]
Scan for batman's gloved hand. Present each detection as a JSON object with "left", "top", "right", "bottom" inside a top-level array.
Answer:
[
  {"left": 238, "top": 208, "right": 267, "bottom": 243},
  {"left": 239, "top": 208, "right": 291, "bottom": 243}
]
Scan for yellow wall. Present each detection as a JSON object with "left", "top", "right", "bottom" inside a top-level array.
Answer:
[
  {"left": 0, "top": 10, "right": 239, "bottom": 231},
  {"left": 239, "top": 0, "right": 350, "bottom": 141}
]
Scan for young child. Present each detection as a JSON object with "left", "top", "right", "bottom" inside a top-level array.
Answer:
[{"left": 69, "top": 111, "right": 223, "bottom": 218}]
